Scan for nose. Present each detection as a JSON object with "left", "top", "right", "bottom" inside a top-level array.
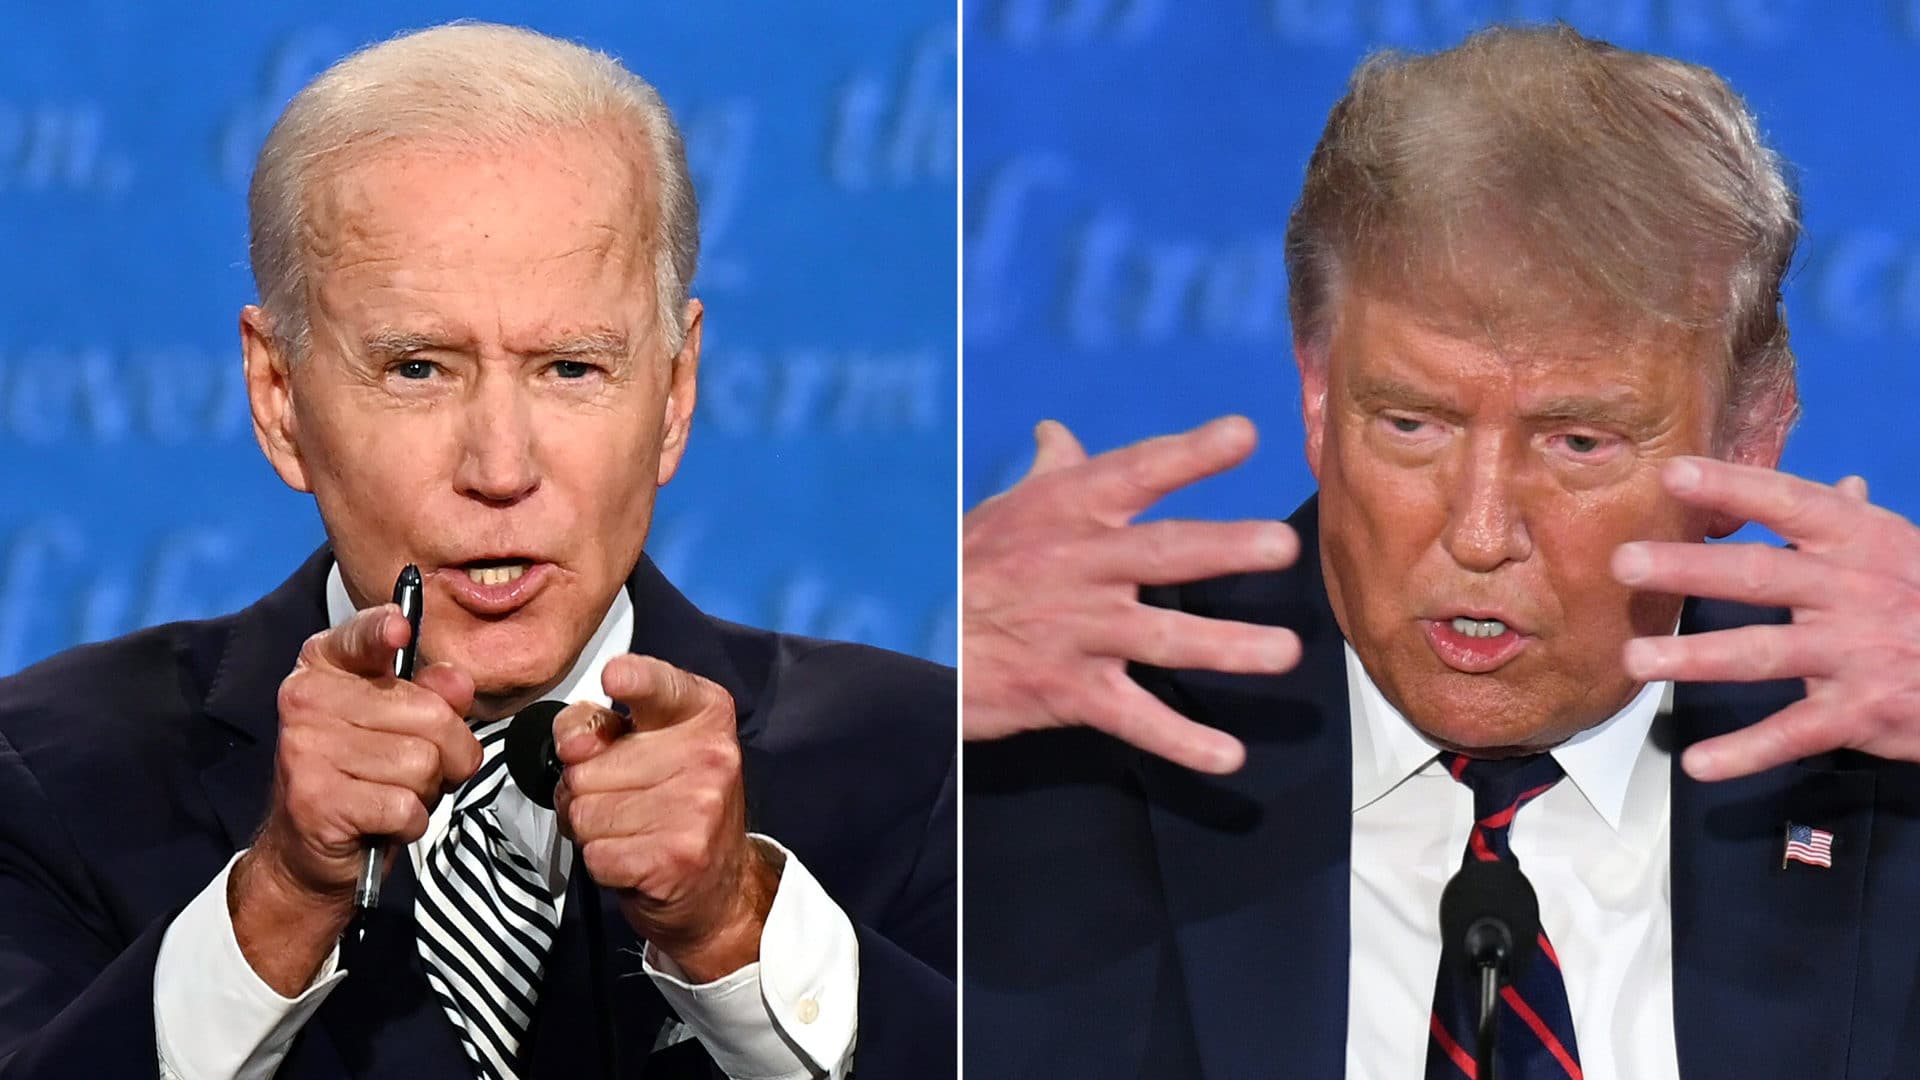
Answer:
[
  {"left": 1441, "top": 432, "right": 1532, "bottom": 573},
  {"left": 453, "top": 370, "right": 541, "bottom": 505}
]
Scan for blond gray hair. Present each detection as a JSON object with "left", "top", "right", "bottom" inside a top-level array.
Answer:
[
  {"left": 247, "top": 22, "right": 700, "bottom": 357},
  {"left": 1285, "top": 24, "right": 1800, "bottom": 431}
]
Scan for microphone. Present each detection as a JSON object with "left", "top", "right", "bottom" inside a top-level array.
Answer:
[
  {"left": 504, "top": 698, "right": 568, "bottom": 809},
  {"left": 1439, "top": 859, "right": 1541, "bottom": 1078}
]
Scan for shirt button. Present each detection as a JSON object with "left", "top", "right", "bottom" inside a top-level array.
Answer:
[{"left": 796, "top": 997, "right": 821, "bottom": 1024}]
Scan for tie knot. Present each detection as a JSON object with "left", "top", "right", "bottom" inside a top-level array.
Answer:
[{"left": 1440, "top": 751, "right": 1565, "bottom": 829}]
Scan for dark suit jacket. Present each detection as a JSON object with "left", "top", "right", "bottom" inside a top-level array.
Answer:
[
  {"left": 0, "top": 547, "right": 955, "bottom": 1078},
  {"left": 966, "top": 496, "right": 1920, "bottom": 1079}
]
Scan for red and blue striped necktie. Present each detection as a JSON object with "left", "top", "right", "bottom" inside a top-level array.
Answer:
[{"left": 1426, "top": 752, "right": 1584, "bottom": 1080}]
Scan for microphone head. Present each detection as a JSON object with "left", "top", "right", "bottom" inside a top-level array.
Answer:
[
  {"left": 504, "top": 699, "right": 569, "bottom": 809},
  {"left": 1439, "top": 858, "right": 1541, "bottom": 983}
]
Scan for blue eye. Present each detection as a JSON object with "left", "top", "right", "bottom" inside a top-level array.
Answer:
[
  {"left": 1389, "top": 417, "right": 1424, "bottom": 433},
  {"left": 1563, "top": 434, "right": 1602, "bottom": 454},
  {"left": 552, "top": 360, "right": 593, "bottom": 379},
  {"left": 395, "top": 360, "right": 435, "bottom": 380}
]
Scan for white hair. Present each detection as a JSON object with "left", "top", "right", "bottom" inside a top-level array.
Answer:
[{"left": 247, "top": 21, "right": 700, "bottom": 357}]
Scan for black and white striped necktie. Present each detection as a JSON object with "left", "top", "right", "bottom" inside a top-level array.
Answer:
[{"left": 415, "top": 717, "right": 563, "bottom": 1079}]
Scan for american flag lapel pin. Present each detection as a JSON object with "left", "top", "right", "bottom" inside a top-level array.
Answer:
[{"left": 1782, "top": 821, "right": 1835, "bottom": 869}]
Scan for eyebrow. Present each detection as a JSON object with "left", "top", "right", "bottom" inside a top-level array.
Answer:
[
  {"left": 538, "top": 330, "right": 630, "bottom": 359},
  {"left": 359, "top": 329, "right": 630, "bottom": 359},
  {"left": 1347, "top": 373, "right": 1466, "bottom": 420},
  {"left": 1518, "top": 391, "right": 1649, "bottom": 428},
  {"left": 363, "top": 329, "right": 459, "bottom": 358}
]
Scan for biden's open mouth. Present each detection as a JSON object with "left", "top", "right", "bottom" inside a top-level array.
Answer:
[{"left": 434, "top": 557, "right": 552, "bottom": 616}]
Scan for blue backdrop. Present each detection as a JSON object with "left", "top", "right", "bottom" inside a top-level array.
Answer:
[
  {"left": 964, "top": 2, "right": 1920, "bottom": 543},
  {"left": 0, "top": 1, "right": 956, "bottom": 673}
]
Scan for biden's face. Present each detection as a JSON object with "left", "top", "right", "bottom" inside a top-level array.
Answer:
[
  {"left": 242, "top": 127, "right": 699, "bottom": 718},
  {"left": 1300, "top": 289, "right": 1732, "bottom": 752}
]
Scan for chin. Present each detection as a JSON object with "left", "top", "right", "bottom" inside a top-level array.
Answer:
[
  {"left": 1391, "top": 670, "right": 1572, "bottom": 753},
  {"left": 443, "top": 627, "right": 572, "bottom": 701}
]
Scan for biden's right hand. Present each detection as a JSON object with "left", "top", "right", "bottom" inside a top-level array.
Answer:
[
  {"left": 230, "top": 604, "right": 480, "bottom": 993},
  {"left": 963, "top": 416, "right": 1304, "bottom": 774}
]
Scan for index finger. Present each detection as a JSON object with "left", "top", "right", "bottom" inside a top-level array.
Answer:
[
  {"left": 304, "top": 604, "right": 409, "bottom": 678},
  {"left": 1075, "top": 415, "right": 1259, "bottom": 521},
  {"left": 601, "top": 655, "right": 722, "bottom": 733},
  {"left": 1661, "top": 457, "right": 1864, "bottom": 548},
  {"left": 1680, "top": 698, "right": 1838, "bottom": 782}
]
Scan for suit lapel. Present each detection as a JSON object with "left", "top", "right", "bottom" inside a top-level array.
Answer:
[
  {"left": 1667, "top": 640, "right": 1872, "bottom": 1080},
  {"left": 1142, "top": 499, "right": 1353, "bottom": 1080},
  {"left": 619, "top": 556, "right": 757, "bottom": 724},
  {"left": 197, "top": 546, "right": 335, "bottom": 848}
]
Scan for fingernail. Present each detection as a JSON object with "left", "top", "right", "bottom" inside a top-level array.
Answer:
[
  {"left": 1209, "top": 738, "right": 1246, "bottom": 773},
  {"left": 1623, "top": 638, "right": 1661, "bottom": 678},
  {"left": 1613, "top": 543, "right": 1651, "bottom": 584},
  {"left": 1667, "top": 459, "right": 1701, "bottom": 493},
  {"left": 1681, "top": 745, "right": 1715, "bottom": 779},
  {"left": 1217, "top": 415, "right": 1255, "bottom": 447}
]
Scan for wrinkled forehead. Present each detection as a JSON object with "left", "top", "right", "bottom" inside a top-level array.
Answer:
[
  {"left": 1326, "top": 227, "right": 1731, "bottom": 379},
  {"left": 1326, "top": 273, "right": 1730, "bottom": 406},
  {"left": 298, "top": 126, "right": 656, "bottom": 289}
]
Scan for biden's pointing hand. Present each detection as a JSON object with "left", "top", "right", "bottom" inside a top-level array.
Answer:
[
  {"left": 963, "top": 416, "right": 1303, "bottom": 774},
  {"left": 234, "top": 603, "right": 480, "bottom": 994},
  {"left": 1614, "top": 458, "right": 1920, "bottom": 780},
  {"left": 551, "top": 655, "right": 776, "bottom": 982}
]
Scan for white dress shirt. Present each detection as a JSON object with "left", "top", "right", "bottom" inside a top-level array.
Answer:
[
  {"left": 153, "top": 564, "right": 859, "bottom": 1079},
  {"left": 1344, "top": 644, "right": 1679, "bottom": 1080}
]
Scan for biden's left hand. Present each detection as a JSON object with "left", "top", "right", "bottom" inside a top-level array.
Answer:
[
  {"left": 551, "top": 655, "right": 780, "bottom": 982},
  {"left": 1611, "top": 456, "right": 1920, "bottom": 781}
]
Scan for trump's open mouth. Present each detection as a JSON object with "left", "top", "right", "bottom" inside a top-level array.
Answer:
[{"left": 1422, "top": 614, "right": 1531, "bottom": 674}]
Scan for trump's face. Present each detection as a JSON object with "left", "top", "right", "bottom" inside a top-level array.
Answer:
[
  {"left": 242, "top": 126, "right": 698, "bottom": 718},
  {"left": 1301, "top": 288, "right": 1752, "bottom": 752}
]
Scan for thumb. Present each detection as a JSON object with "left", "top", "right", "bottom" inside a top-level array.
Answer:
[
  {"left": 553, "top": 702, "right": 627, "bottom": 765},
  {"left": 1025, "top": 419, "right": 1089, "bottom": 479}
]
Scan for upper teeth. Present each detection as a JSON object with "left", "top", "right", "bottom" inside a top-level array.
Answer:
[
  {"left": 468, "top": 564, "right": 527, "bottom": 586},
  {"left": 1451, "top": 617, "right": 1507, "bottom": 638}
]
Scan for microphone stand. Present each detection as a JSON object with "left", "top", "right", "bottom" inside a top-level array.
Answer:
[{"left": 1475, "top": 961, "right": 1501, "bottom": 1080}]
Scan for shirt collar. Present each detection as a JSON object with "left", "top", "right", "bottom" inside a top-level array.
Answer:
[
  {"left": 1345, "top": 642, "right": 1670, "bottom": 832},
  {"left": 323, "top": 562, "right": 635, "bottom": 712}
]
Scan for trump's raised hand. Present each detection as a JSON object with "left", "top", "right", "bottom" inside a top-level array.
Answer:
[
  {"left": 963, "top": 416, "right": 1303, "bottom": 774},
  {"left": 1612, "top": 457, "right": 1920, "bottom": 780},
  {"left": 551, "top": 655, "right": 776, "bottom": 982}
]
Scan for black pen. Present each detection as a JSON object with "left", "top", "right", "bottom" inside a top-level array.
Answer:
[{"left": 354, "top": 564, "right": 424, "bottom": 915}]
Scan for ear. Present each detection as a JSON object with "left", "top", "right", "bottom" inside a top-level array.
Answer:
[
  {"left": 1295, "top": 337, "right": 1330, "bottom": 481},
  {"left": 655, "top": 298, "right": 702, "bottom": 488},
  {"left": 1705, "top": 381, "right": 1796, "bottom": 538},
  {"left": 241, "top": 305, "right": 312, "bottom": 493}
]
